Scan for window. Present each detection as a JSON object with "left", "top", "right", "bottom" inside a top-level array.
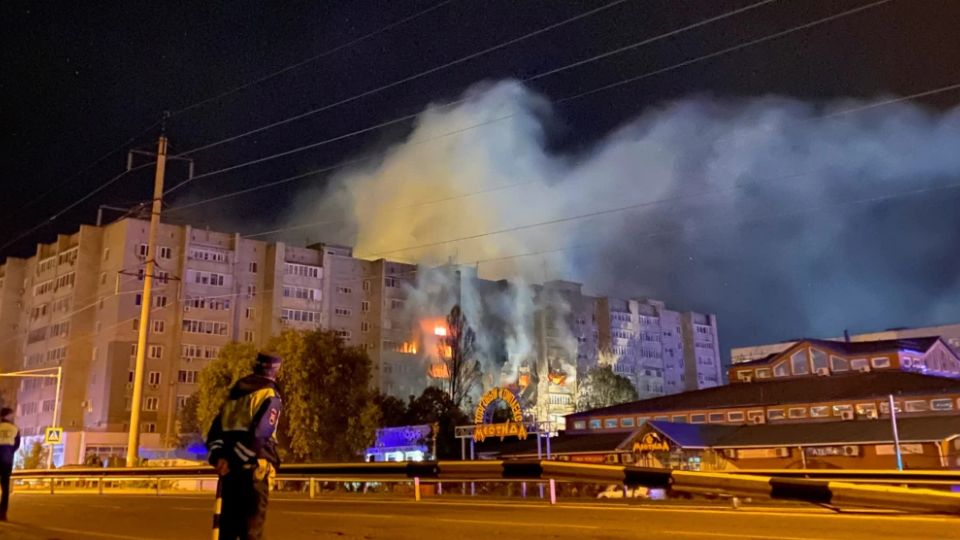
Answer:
[
  {"left": 184, "top": 296, "right": 231, "bottom": 311},
  {"left": 335, "top": 307, "right": 351, "bottom": 317},
  {"left": 153, "top": 295, "right": 167, "bottom": 308},
  {"left": 284, "top": 262, "right": 320, "bottom": 278},
  {"left": 189, "top": 248, "right": 227, "bottom": 262},
  {"left": 135, "top": 293, "right": 143, "bottom": 306},
  {"left": 245, "top": 307, "right": 254, "bottom": 319},
  {"left": 690, "top": 414, "right": 706, "bottom": 424},
  {"left": 182, "top": 319, "right": 228, "bottom": 335},
  {"left": 178, "top": 370, "right": 198, "bottom": 384},
  {"left": 103, "top": 248, "right": 110, "bottom": 261},
  {"left": 773, "top": 361, "right": 789, "bottom": 377},
  {"left": 148, "top": 371, "right": 161, "bottom": 385},
  {"left": 34, "top": 280, "right": 54, "bottom": 295},
  {"left": 137, "top": 244, "right": 149, "bottom": 257},
  {"left": 362, "top": 280, "right": 371, "bottom": 292},
  {"left": 653, "top": 415, "right": 670, "bottom": 422},
  {"left": 832, "top": 404, "right": 853, "bottom": 416},
  {"left": 244, "top": 330, "right": 255, "bottom": 343},
  {"left": 830, "top": 356, "right": 849, "bottom": 372},
  {"left": 756, "top": 368, "right": 771, "bottom": 379},
  {"left": 879, "top": 401, "right": 902, "bottom": 415},
  {"left": 152, "top": 320, "right": 164, "bottom": 333},
  {"left": 790, "top": 350, "right": 809, "bottom": 375},
  {"left": 176, "top": 396, "right": 189, "bottom": 410},
  {"left": 361, "top": 321, "right": 370, "bottom": 333},
  {"left": 143, "top": 422, "right": 157, "bottom": 433},
  {"left": 281, "top": 309, "right": 318, "bottom": 323},
  {"left": 282, "top": 286, "right": 321, "bottom": 301},
  {"left": 55, "top": 273, "right": 76, "bottom": 288},
  {"left": 144, "top": 397, "right": 159, "bottom": 411},
  {"left": 766, "top": 409, "right": 785, "bottom": 420},
  {"left": 747, "top": 410, "right": 764, "bottom": 422},
  {"left": 156, "top": 270, "right": 170, "bottom": 284},
  {"left": 361, "top": 301, "right": 370, "bottom": 312},
  {"left": 905, "top": 400, "right": 928, "bottom": 413},
  {"left": 737, "top": 370, "right": 753, "bottom": 382},
  {"left": 811, "top": 349, "right": 829, "bottom": 371},
  {"left": 335, "top": 329, "right": 351, "bottom": 339},
  {"left": 573, "top": 421, "right": 586, "bottom": 430},
  {"left": 248, "top": 262, "right": 258, "bottom": 273},
  {"left": 809, "top": 405, "right": 829, "bottom": 418},
  {"left": 187, "top": 270, "right": 227, "bottom": 287},
  {"left": 148, "top": 345, "right": 163, "bottom": 359},
  {"left": 337, "top": 286, "right": 353, "bottom": 294},
  {"left": 588, "top": 419, "right": 601, "bottom": 430},
  {"left": 850, "top": 358, "right": 869, "bottom": 370},
  {"left": 604, "top": 418, "right": 618, "bottom": 428},
  {"left": 385, "top": 277, "right": 398, "bottom": 288},
  {"left": 871, "top": 357, "right": 891, "bottom": 368},
  {"left": 181, "top": 344, "right": 221, "bottom": 359},
  {"left": 42, "top": 400, "right": 55, "bottom": 413},
  {"left": 158, "top": 246, "right": 172, "bottom": 259},
  {"left": 931, "top": 398, "right": 954, "bottom": 411},
  {"left": 246, "top": 285, "right": 256, "bottom": 297},
  {"left": 390, "top": 299, "right": 404, "bottom": 310},
  {"left": 100, "top": 272, "right": 107, "bottom": 285},
  {"left": 855, "top": 403, "right": 877, "bottom": 418},
  {"left": 708, "top": 412, "right": 725, "bottom": 423},
  {"left": 57, "top": 248, "right": 78, "bottom": 266},
  {"left": 671, "top": 414, "right": 687, "bottom": 423},
  {"left": 788, "top": 407, "right": 807, "bottom": 419},
  {"left": 620, "top": 417, "right": 635, "bottom": 428}
]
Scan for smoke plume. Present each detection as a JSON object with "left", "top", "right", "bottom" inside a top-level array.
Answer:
[{"left": 280, "top": 79, "right": 960, "bottom": 359}]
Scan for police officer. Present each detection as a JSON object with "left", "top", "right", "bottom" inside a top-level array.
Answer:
[
  {"left": 0, "top": 407, "right": 21, "bottom": 522},
  {"left": 207, "top": 353, "right": 282, "bottom": 540}
]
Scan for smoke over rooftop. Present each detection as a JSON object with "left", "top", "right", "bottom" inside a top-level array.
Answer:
[{"left": 280, "top": 79, "right": 960, "bottom": 358}]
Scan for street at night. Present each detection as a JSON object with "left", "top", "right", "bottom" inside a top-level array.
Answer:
[{"left": 3, "top": 493, "right": 960, "bottom": 540}]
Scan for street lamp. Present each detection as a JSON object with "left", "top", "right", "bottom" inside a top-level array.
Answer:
[{"left": 0, "top": 367, "right": 62, "bottom": 468}]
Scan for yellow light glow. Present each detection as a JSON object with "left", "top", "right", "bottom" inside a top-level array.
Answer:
[{"left": 434, "top": 326, "right": 447, "bottom": 336}]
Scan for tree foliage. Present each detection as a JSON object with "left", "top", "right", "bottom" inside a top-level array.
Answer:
[
  {"left": 271, "top": 329, "right": 380, "bottom": 462},
  {"left": 374, "top": 393, "right": 408, "bottom": 428},
  {"left": 404, "top": 387, "right": 469, "bottom": 459},
  {"left": 19, "top": 442, "right": 47, "bottom": 470},
  {"left": 575, "top": 364, "right": 639, "bottom": 412},
  {"left": 438, "top": 304, "right": 480, "bottom": 409}
]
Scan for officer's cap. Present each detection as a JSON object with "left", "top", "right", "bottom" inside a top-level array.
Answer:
[{"left": 255, "top": 352, "right": 282, "bottom": 374}]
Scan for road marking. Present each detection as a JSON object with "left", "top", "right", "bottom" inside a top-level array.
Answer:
[{"left": 3, "top": 523, "right": 159, "bottom": 540}]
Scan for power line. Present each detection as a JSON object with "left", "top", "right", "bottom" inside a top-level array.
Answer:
[
  {"left": 554, "top": 0, "right": 893, "bottom": 104},
  {"left": 164, "top": 0, "right": 776, "bottom": 195},
  {"left": 168, "top": 0, "right": 457, "bottom": 117},
  {"left": 169, "top": 0, "right": 633, "bottom": 160},
  {"left": 164, "top": 2, "right": 904, "bottom": 215}
]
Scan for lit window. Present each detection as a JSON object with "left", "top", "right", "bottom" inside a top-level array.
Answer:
[
  {"left": 790, "top": 350, "right": 809, "bottom": 375},
  {"left": 766, "top": 409, "right": 785, "bottom": 420},
  {"left": 830, "top": 356, "right": 848, "bottom": 372},
  {"left": 588, "top": 419, "right": 601, "bottom": 429},
  {"left": 690, "top": 414, "right": 706, "bottom": 424},
  {"left": 931, "top": 399, "right": 954, "bottom": 411},
  {"left": 727, "top": 411, "right": 745, "bottom": 422},
  {"left": 850, "top": 358, "right": 869, "bottom": 370},
  {"left": 811, "top": 349, "right": 829, "bottom": 372},
  {"left": 788, "top": 407, "right": 807, "bottom": 419},
  {"left": 855, "top": 403, "right": 877, "bottom": 418},
  {"left": 604, "top": 419, "right": 618, "bottom": 428},
  {"left": 620, "top": 418, "right": 635, "bottom": 428},
  {"left": 809, "top": 406, "right": 830, "bottom": 417},
  {"left": 871, "top": 357, "right": 891, "bottom": 369},
  {"left": 671, "top": 415, "right": 687, "bottom": 423},
  {"left": 905, "top": 400, "right": 928, "bottom": 413},
  {"left": 773, "top": 362, "right": 789, "bottom": 377},
  {"left": 832, "top": 404, "right": 853, "bottom": 416},
  {"left": 708, "top": 413, "right": 725, "bottom": 423},
  {"left": 756, "top": 368, "right": 771, "bottom": 379},
  {"left": 573, "top": 421, "right": 586, "bottom": 430}
]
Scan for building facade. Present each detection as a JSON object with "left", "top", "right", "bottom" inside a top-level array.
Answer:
[{"left": 731, "top": 324, "right": 960, "bottom": 364}]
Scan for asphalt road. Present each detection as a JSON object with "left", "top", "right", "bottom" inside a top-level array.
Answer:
[{"left": 1, "top": 493, "right": 959, "bottom": 540}]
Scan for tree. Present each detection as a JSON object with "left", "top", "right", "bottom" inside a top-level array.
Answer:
[
  {"left": 271, "top": 329, "right": 380, "bottom": 462},
  {"left": 19, "top": 442, "right": 47, "bottom": 470},
  {"left": 575, "top": 364, "right": 639, "bottom": 412},
  {"left": 374, "top": 393, "right": 408, "bottom": 428},
  {"left": 195, "top": 341, "right": 259, "bottom": 436},
  {"left": 405, "top": 386, "right": 469, "bottom": 459},
  {"left": 437, "top": 304, "right": 480, "bottom": 409},
  {"left": 177, "top": 393, "right": 203, "bottom": 450}
]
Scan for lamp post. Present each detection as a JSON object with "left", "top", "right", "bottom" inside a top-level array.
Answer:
[{"left": 0, "top": 367, "right": 62, "bottom": 468}]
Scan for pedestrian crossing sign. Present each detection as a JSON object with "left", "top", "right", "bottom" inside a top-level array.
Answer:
[{"left": 45, "top": 427, "right": 63, "bottom": 445}]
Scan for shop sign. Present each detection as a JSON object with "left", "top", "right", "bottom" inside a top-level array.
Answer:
[
  {"left": 875, "top": 444, "right": 923, "bottom": 455},
  {"left": 805, "top": 445, "right": 860, "bottom": 457},
  {"left": 473, "top": 387, "right": 527, "bottom": 442},
  {"left": 632, "top": 432, "right": 670, "bottom": 453}
]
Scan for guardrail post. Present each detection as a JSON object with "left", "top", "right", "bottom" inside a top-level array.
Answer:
[
  {"left": 414, "top": 477, "right": 421, "bottom": 502},
  {"left": 50, "top": 478, "right": 54, "bottom": 495},
  {"left": 156, "top": 477, "right": 161, "bottom": 496},
  {"left": 437, "top": 482, "right": 442, "bottom": 496},
  {"left": 549, "top": 479, "right": 556, "bottom": 505},
  {"left": 521, "top": 482, "right": 527, "bottom": 498},
  {"left": 99, "top": 477, "right": 104, "bottom": 495},
  {"left": 309, "top": 478, "right": 316, "bottom": 499}
]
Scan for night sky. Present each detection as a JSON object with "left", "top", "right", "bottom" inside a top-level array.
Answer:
[{"left": 2, "top": 0, "right": 960, "bottom": 356}]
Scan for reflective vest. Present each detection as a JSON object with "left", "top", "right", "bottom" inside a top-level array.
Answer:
[
  {"left": 219, "top": 387, "right": 279, "bottom": 440},
  {"left": 0, "top": 422, "right": 16, "bottom": 446}
]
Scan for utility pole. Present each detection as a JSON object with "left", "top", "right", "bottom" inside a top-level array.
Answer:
[{"left": 126, "top": 128, "right": 168, "bottom": 467}]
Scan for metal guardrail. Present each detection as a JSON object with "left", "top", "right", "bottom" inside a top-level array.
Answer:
[
  {"left": 12, "top": 461, "right": 960, "bottom": 513},
  {"left": 730, "top": 469, "right": 960, "bottom": 487}
]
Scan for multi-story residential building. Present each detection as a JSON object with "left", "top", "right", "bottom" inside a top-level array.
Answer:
[
  {"left": 731, "top": 323, "right": 960, "bottom": 365},
  {"left": 595, "top": 297, "right": 722, "bottom": 399},
  {"left": 0, "top": 216, "right": 721, "bottom": 464}
]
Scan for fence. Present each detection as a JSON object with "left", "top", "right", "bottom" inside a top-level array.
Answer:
[{"left": 12, "top": 460, "right": 960, "bottom": 513}]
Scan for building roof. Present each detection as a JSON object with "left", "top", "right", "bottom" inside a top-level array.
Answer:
[
  {"left": 566, "top": 371, "right": 960, "bottom": 419},
  {"left": 734, "top": 337, "right": 944, "bottom": 367},
  {"left": 479, "top": 432, "right": 631, "bottom": 457},
  {"left": 649, "top": 416, "right": 960, "bottom": 448}
]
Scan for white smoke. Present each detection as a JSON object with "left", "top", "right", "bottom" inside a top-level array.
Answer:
[{"left": 279, "top": 78, "right": 960, "bottom": 369}]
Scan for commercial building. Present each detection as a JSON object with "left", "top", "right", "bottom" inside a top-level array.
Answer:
[{"left": 731, "top": 324, "right": 960, "bottom": 364}]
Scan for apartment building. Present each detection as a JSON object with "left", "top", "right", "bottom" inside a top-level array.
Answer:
[{"left": 595, "top": 297, "right": 722, "bottom": 399}]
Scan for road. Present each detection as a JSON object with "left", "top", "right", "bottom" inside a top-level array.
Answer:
[{"left": 1, "top": 493, "right": 959, "bottom": 540}]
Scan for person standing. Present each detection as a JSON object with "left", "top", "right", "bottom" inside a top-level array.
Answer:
[
  {"left": 0, "top": 407, "right": 21, "bottom": 521},
  {"left": 206, "top": 353, "right": 282, "bottom": 540}
]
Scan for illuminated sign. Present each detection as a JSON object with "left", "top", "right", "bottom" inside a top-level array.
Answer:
[
  {"left": 632, "top": 432, "right": 670, "bottom": 453},
  {"left": 473, "top": 387, "right": 526, "bottom": 442}
]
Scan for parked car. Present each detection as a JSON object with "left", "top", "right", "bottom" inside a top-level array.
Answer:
[{"left": 597, "top": 484, "right": 649, "bottom": 499}]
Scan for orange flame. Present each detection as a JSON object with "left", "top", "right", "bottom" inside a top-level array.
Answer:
[
  {"left": 428, "top": 363, "right": 450, "bottom": 379},
  {"left": 547, "top": 371, "right": 567, "bottom": 385},
  {"left": 518, "top": 373, "right": 531, "bottom": 388}
]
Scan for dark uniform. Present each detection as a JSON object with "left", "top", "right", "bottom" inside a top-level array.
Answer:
[
  {"left": 0, "top": 407, "right": 21, "bottom": 521},
  {"left": 207, "top": 354, "right": 282, "bottom": 540}
]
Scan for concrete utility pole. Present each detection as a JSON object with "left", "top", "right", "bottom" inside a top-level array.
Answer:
[{"left": 126, "top": 131, "right": 168, "bottom": 467}]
